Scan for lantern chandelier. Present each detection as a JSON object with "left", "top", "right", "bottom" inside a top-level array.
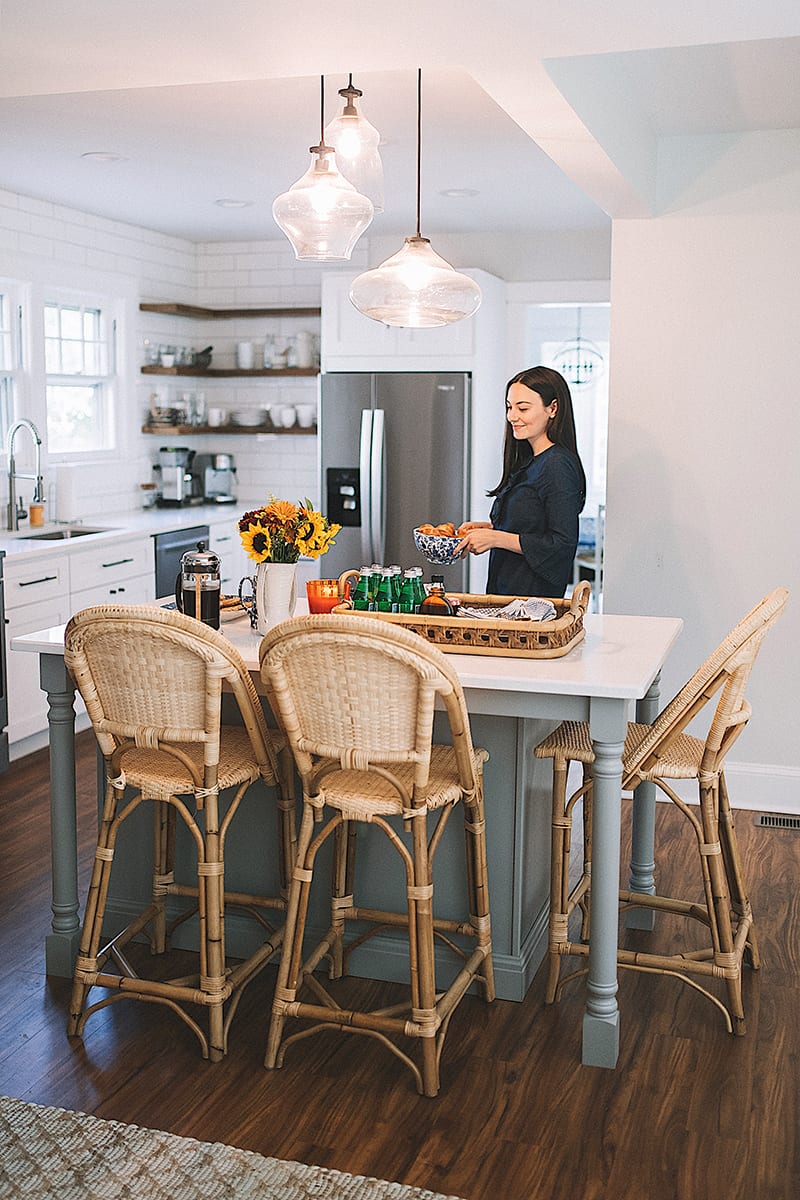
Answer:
[
  {"left": 552, "top": 308, "right": 606, "bottom": 389},
  {"left": 272, "top": 75, "right": 374, "bottom": 262},
  {"left": 349, "top": 69, "right": 481, "bottom": 328},
  {"left": 324, "top": 74, "right": 384, "bottom": 214}
]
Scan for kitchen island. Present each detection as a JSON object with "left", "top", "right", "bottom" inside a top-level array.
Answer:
[{"left": 14, "top": 606, "right": 682, "bottom": 1069}]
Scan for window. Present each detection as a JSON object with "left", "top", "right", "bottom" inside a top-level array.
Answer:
[
  {"left": 45, "top": 299, "right": 116, "bottom": 455},
  {"left": 0, "top": 287, "right": 21, "bottom": 445}
]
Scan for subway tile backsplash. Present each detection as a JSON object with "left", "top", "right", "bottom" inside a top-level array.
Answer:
[{"left": 0, "top": 186, "right": 327, "bottom": 519}]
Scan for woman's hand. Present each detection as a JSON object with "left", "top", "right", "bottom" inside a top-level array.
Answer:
[
  {"left": 456, "top": 524, "right": 496, "bottom": 556},
  {"left": 456, "top": 524, "right": 522, "bottom": 558}
]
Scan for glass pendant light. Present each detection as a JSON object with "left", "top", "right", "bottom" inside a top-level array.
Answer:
[
  {"left": 273, "top": 76, "right": 374, "bottom": 261},
  {"left": 350, "top": 69, "right": 481, "bottom": 328},
  {"left": 324, "top": 75, "right": 384, "bottom": 213}
]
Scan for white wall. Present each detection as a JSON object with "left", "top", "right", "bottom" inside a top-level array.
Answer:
[{"left": 605, "top": 132, "right": 800, "bottom": 812}]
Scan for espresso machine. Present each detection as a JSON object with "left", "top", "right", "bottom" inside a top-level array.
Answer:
[
  {"left": 193, "top": 452, "right": 237, "bottom": 504},
  {"left": 154, "top": 446, "right": 203, "bottom": 506}
]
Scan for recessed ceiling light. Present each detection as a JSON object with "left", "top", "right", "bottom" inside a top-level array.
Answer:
[
  {"left": 214, "top": 198, "right": 254, "bottom": 209},
  {"left": 81, "top": 151, "right": 127, "bottom": 163},
  {"left": 439, "top": 188, "right": 479, "bottom": 199}
]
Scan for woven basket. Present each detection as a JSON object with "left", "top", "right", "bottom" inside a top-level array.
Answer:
[{"left": 332, "top": 580, "right": 591, "bottom": 658}]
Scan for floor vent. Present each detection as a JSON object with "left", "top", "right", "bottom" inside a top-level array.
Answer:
[{"left": 754, "top": 813, "right": 800, "bottom": 831}]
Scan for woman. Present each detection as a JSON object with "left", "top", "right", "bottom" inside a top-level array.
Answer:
[{"left": 457, "top": 366, "right": 586, "bottom": 597}]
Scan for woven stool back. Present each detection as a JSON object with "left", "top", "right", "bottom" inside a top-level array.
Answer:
[
  {"left": 65, "top": 604, "right": 279, "bottom": 786},
  {"left": 622, "top": 587, "right": 788, "bottom": 787},
  {"left": 259, "top": 613, "right": 480, "bottom": 799}
]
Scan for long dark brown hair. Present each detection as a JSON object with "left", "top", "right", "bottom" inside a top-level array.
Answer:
[{"left": 488, "top": 365, "right": 586, "bottom": 507}]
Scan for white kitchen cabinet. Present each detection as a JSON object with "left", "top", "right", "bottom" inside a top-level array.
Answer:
[
  {"left": 4, "top": 554, "right": 69, "bottom": 610},
  {"left": 68, "top": 535, "right": 154, "bottom": 616},
  {"left": 69, "top": 575, "right": 153, "bottom": 613},
  {"left": 321, "top": 270, "right": 492, "bottom": 371},
  {"left": 68, "top": 535, "right": 153, "bottom": 597},
  {"left": 208, "top": 516, "right": 248, "bottom": 593},
  {"left": 5, "top": 561, "right": 72, "bottom": 743}
]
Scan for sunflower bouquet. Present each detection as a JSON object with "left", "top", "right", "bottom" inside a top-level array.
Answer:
[{"left": 238, "top": 497, "right": 341, "bottom": 564}]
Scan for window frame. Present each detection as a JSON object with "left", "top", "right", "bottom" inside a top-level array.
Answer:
[
  {"left": 0, "top": 278, "right": 27, "bottom": 450},
  {"left": 43, "top": 289, "right": 120, "bottom": 463}
]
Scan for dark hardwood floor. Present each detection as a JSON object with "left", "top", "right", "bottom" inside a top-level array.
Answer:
[{"left": 1, "top": 732, "right": 798, "bottom": 1199}]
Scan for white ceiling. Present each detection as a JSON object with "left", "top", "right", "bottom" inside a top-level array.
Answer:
[{"left": 0, "top": 2, "right": 798, "bottom": 244}]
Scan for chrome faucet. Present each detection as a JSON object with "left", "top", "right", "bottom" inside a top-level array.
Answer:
[{"left": 6, "top": 418, "right": 45, "bottom": 531}]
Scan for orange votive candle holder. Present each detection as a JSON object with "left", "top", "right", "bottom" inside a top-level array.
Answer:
[{"left": 306, "top": 578, "right": 347, "bottom": 614}]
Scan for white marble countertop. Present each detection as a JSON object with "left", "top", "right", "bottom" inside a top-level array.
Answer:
[
  {"left": 0, "top": 503, "right": 244, "bottom": 564},
  {"left": 13, "top": 607, "right": 684, "bottom": 704}
]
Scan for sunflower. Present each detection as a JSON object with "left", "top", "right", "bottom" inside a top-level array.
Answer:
[
  {"left": 264, "top": 498, "right": 299, "bottom": 529},
  {"left": 239, "top": 519, "right": 272, "bottom": 563},
  {"left": 297, "top": 511, "right": 341, "bottom": 558}
]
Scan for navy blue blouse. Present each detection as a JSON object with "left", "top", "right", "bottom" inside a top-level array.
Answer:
[{"left": 486, "top": 444, "right": 583, "bottom": 598}]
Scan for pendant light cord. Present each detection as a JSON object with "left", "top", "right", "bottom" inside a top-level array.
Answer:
[
  {"left": 319, "top": 74, "right": 325, "bottom": 146},
  {"left": 415, "top": 68, "right": 422, "bottom": 237}
]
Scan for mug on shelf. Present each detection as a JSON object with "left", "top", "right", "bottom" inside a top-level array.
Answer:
[
  {"left": 207, "top": 407, "right": 227, "bottom": 427},
  {"left": 295, "top": 404, "right": 316, "bottom": 428},
  {"left": 236, "top": 341, "right": 255, "bottom": 370},
  {"left": 277, "top": 405, "right": 296, "bottom": 428}
]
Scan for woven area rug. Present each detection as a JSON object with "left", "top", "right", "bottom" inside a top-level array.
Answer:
[{"left": 0, "top": 1096, "right": 465, "bottom": 1200}]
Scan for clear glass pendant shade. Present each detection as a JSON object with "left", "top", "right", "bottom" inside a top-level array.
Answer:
[
  {"left": 325, "top": 102, "right": 384, "bottom": 213},
  {"left": 272, "top": 144, "right": 374, "bottom": 261},
  {"left": 349, "top": 236, "right": 482, "bottom": 327}
]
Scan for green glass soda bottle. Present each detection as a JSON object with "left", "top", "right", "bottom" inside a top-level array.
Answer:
[
  {"left": 375, "top": 567, "right": 396, "bottom": 612},
  {"left": 370, "top": 564, "right": 383, "bottom": 604},
  {"left": 411, "top": 567, "right": 427, "bottom": 612},
  {"left": 389, "top": 565, "right": 402, "bottom": 607},
  {"left": 352, "top": 566, "right": 374, "bottom": 611},
  {"left": 399, "top": 570, "right": 417, "bottom": 614}
]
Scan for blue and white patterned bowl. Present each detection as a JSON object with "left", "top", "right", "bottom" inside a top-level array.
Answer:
[{"left": 413, "top": 528, "right": 462, "bottom": 566}]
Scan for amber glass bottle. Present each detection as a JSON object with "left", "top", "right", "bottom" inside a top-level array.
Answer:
[{"left": 419, "top": 574, "right": 454, "bottom": 616}]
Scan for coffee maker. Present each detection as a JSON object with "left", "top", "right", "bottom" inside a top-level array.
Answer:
[
  {"left": 154, "top": 446, "right": 203, "bottom": 506},
  {"left": 193, "top": 452, "right": 237, "bottom": 504}
]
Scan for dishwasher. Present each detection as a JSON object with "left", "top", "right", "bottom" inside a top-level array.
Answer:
[{"left": 153, "top": 525, "right": 210, "bottom": 600}]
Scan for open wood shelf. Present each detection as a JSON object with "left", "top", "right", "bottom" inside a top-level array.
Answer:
[
  {"left": 139, "top": 302, "right": 321, "bottom": 319},
  {"left": 141, "top": 365, "right": 319, "bottom": 378},
  {"left": 141, "top": 424, "right": 317, "bottom": 436}
]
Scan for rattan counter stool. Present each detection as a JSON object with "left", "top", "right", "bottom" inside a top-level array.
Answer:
[
  {"left": 64, "top": 604, "right": 297, "bottom": 1062},
  {"left": 534, "top": 587, "right": 788, "bottom": 1035},
  {"left": 259, "top": 613, "right": 495, "bottom": 1097}
]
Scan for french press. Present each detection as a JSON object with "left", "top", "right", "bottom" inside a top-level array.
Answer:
[{"left": 175, "top": 541, "right": 221, "bottom": 629}]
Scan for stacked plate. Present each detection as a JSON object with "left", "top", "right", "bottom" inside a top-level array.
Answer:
[
  {"left": 149, "top": 406, "right": 182, "bottom": 426},
  {"left": 229, "top": 408, "right": 268, "bottom": 427}
]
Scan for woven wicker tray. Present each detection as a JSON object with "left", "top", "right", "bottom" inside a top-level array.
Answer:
[{"left": 332, "top": 580, "right": 591, "bottom": 658}]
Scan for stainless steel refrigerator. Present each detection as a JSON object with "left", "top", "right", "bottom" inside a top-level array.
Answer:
[{"left": 320, "top": 372, "right": 470, "bottom": 591}]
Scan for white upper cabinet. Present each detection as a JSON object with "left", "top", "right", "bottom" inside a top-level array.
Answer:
[{"left": 321, "top": 270, "right": 497, "bottom": 371}]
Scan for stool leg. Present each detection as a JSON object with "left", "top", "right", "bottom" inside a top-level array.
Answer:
[
  {"left": 265, "top": 803, "right": 316, "bottom": 1069},
  {"left": 699, "top": 777, "right": 746, "bottom": 1035},
  {"left": 67, "top": 775, "right": 123, "bottom": 1037},
  {"left": 577, "top": 764, "right": 593, "bottom": 941},
  {"left": 199, "top": 789, "right": 227, "bottom": 1062},
  {"left": 329, "top": 818, "right": 356, "bottom": 980},
  {"left": 410, "top": 810, "right": 439, "bottom": 1097},
  {"left": 718, "top": 772, "right": 759, "bottom": 970},
  {"left": 151, "top": 800, "right": 174, "bottom": 955},
  {"left": 463, "top": 778, "right": 495, "bottom": 1001},
  {"left": 546, "top": 756, "right": 570, "bottom": 1004}
]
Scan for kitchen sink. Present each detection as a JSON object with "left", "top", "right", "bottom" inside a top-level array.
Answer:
[{"left": 16, "top": 526, "right": 117, "bottom": 540}]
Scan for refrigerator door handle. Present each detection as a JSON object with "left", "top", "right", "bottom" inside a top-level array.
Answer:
[
  {"left": 358, "top": 409, "right": 374, "bottom": 564},
  {"left": 371, "top": 408, "right": 386, "bottom": 564}
]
